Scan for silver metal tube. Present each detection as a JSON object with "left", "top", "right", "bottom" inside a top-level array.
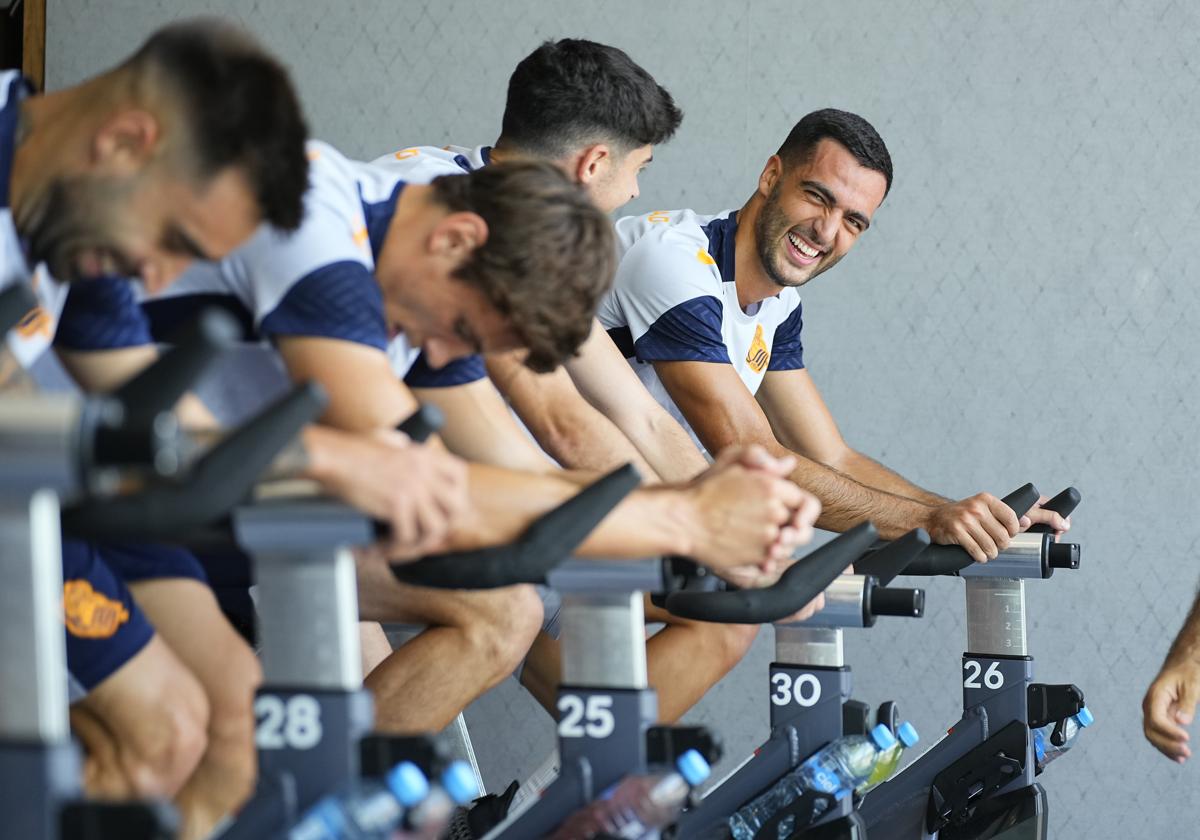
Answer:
[
  {"left": 256, "top": 547, "right": 363, "bottom": 690},
  {"left": 561, "top": 592, "right": 647, "bottom": 688},
  {"left": 0, "top": 397, "right": 80, "bottom": 496},
  {"left": 965, "top": 577, "right": 1027, "bottom": 656},
  {"left": 780, "top": 575, "right": 866, "bottom": 629},
  {"left": 775, "top": 626, "right": 845, "bottom": 668},
  {"left": 959, "top": 532, "right": 1044, "bottom": 579},
  {"left": 0, "top": 492, "right": 69, "bottom": 741}
]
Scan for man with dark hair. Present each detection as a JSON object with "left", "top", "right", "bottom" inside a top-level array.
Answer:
[
  {"left": 1, "top": 19, "right": 463, "bottom": 840},
  {"left": 64, "top": 136, "right": 821, "bottom": 740},
  {"left": 598, "top": 108, "right": 1071, "bottom": 555}
]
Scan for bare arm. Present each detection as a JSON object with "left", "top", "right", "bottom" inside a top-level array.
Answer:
[
  {"left": 564, "top": 320, "right": 709, "bottom": 483},
  {"left": 1144, "top": 589, "right": 1200, "bottom": 762},
  {"left": 756, "top": 368, "right": 946, "bottom": 505},
  {"left": 486, "top": 348, "right": 660, "bottom": 480}
]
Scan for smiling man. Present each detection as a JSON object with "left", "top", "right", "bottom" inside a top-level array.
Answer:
[{"left": 599, "top": 108, "right": 1069, "bottom": 554}]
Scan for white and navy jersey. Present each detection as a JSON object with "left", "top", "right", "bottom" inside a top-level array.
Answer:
[
  {"left": 597, "top": 209, "right": 805, "bottom": 447},
  {"left": 0, "top": 72, "right": 150, "bottom": 369},
  {"left": 371, "top": 143, "right": 491, "bottom": 179},
  {"left": 60, "top": 140, "right": 486, "bottom": 392}
]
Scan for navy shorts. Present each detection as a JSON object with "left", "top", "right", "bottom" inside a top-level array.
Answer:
[
  {"left": 61, "top": 539, "right": 155, "bottom": 691},
  {"left": 63, "top": 541, "right": 209, "bottom": 691}
]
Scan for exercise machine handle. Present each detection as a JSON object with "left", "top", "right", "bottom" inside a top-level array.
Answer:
[
  {"left": 388, "top": 463, "right": 643, "bottom": 589},
  {"left": 1028, "top": 486, "right": 1081, "bottom": 534},
  {"left": 0, "top": 281, "right": 37, "bottom": 334},
  {"left": 61, "top": 382, "right": 326, "bottom": 540},
  {"left": 868, "top": 582, "right": 925, "bottom": 619},
  {"left": 852, "top": 528, "right": 931, "bottom": 587},
  {"left": 396, "top": 404, "right": 444, "bottom": 443},
  {"left": 112, "top": 309, "right": 239, "bottom": 427},
  {"left": 662, "top": 522, "right": 879, "bottom": 624},
  {"left": 898, "top": 482, "right": 1041, "bottom": 576}
]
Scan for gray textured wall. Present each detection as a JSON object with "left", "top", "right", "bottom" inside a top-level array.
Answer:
[{"left": 47, "top": 2, "right": 1200, "bottom": 836}]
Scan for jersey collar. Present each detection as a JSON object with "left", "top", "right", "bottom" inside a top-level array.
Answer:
[
  {"left": 701, "top": 212, "right": 738, "bottom": 283},
  {"left": 0, "top": 74, "right": 32, "bottom": 210}
]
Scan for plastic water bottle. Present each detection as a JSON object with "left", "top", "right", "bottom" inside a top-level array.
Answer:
[
  {"left": 1034, "top": 706, "right": 1094, "bottom": 768},
  {"left": 729, "top": 724, "right": 897, "bottom": 840},
  {"left": 856, "top": 721, "right": 920, "bottom": 794},
  {"left": 396, "top": 762, "right": 480, "bottom": 840},
  {"left": 549, "top": 749, "right": 711, "bottom": 839},
  {"left": 287, "top": 761, "right": 429, "bottom": 840}
]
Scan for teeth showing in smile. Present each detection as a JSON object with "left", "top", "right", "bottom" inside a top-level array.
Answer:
[{"left": 787, "top": 231, "right": 820, "bottom": 259}]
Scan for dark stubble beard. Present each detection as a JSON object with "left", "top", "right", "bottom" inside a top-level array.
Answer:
[
  {"left": 753, "top": 182, "right": 842, "bottom": 290},
  {"left": 18, "top": 175, "right": 136, "bottom": 281}
]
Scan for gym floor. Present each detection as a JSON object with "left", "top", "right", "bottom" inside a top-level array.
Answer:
[{"left": 43, "top": 1, "right": 1200, "bottom": 836}]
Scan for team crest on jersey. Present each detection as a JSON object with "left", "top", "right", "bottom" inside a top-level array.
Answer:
[
  {"left": 63, "top": 580, "right": 130, "bottom": 639},
  {"left": 746, "top": 324, "right": 770, "bottom": 373},
  {"left": 15, "top": 305, "right": 52, "bottom": 339}
]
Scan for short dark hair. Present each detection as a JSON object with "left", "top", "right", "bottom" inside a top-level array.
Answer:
[
  {"left": 499, "top": 39, "right": 683, "bottom": 160},
  {"left": 125, "top": 19, "right": 309, "bottom": 230},
  {"left": 778, "top": 109, "right": 893, "bottom": 196},
  {"left": 429, "top": 162, "right": 616, "bottom": 373}
]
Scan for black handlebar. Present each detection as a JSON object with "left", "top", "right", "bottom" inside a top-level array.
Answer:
[
  {"left": 900, "top": 483, "right": 1041, "bottom": 576},
  {"left": 0, "top": 282, "right": 37, "bottom": 334},
  {"left": 868, "top": 582, "right": 925, "bottom": 619},
  {"left": 663, "top": 522, "right": 879, "bottom": 624},
  {"left": 113, "top": 310, "right": 239, "bottom": 427},
  {"left": 1028, "top": 486, "right": 1081, "bottom": 533},
  {"left": 389, "top": 463, "right": 643, "bottom": 589},
  {"left": 62, "top": 383, "right": 326, "bottom": 541},
  {"left": 853, "top": 528, "right": 932, "bottom": 587},
  {"left": 396, "top": 404, "right": 444, "bottom": 443}
]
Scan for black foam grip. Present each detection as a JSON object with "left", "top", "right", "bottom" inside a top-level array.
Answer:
[
  {"left": 62, "top": 383, "right": 326, "bottom": 540},
  {"left": 1028, "top": 487, "right": 1081, "bottom": 534},
  {"left": 397, "top": 404, "right": 444, "bottom": 444},
  {"left": 1000, "top": 483, "right": 1041, "bottom": 519},
  {"left": 853, "top": 528, "right": 932, "bottom": 586},
  {"left": 663, "top": 522, "right": 879, "bottom": 624},
  {"left": 389, "top": 463, "right": 643, "bottom": 589},
  {"left": 0, "top": 282, "right": 38, "bottom": 334},
  {"left": 112, "top": 310, "right": 240, "bottom": 426}
]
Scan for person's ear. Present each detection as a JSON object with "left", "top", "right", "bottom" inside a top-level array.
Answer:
[
  {"left": 428, "top": 211, "right": 489, "bottom": 266},
  {"left": 90, "top": 109, "right": 161, "bottom": 175},
  {"left": 758, "top": 155, "right": 784, "bottom": 199},
  {"left": 572, "top": 144, "right": 611, "bottom": 186}
]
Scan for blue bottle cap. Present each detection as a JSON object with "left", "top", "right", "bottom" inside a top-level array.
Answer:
[
  {"left": 1033, "top": 730, "right": 1046, "bottom": 762},
  {"left": 1074, "top": 706, "right": 1094, "bottom": 728},
  {"left": 385, "top": 761, "right": 430, "bottom": 808},
  {"left": 440, "top": 761, "right": 480, "bottom": 806},
  {"left": 896, "top": 722, "right": 919, "bottom": 748},
  {"left": 676, "top": 749, "right": 712, "bottom": 786},
  {"left": 869, "top": 724, "right": 897, "bottom": 751}
]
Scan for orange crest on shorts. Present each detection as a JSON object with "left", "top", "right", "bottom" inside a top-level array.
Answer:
[
  {"left": 63, "top": 580, "right": 131, "bottom": 639},
  {"left": 746, "top": 323, "right": 770, "bottom": 374}
]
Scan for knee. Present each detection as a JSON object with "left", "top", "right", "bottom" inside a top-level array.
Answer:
[
  {"left": 461, "top": 585, "right": 544, "bottom": 677},
  {"left": 703, "top": 622, "right": 761, "bottom": 672},
  {"left": 124, "top": 679, "right": 211, "bottom": 799}
]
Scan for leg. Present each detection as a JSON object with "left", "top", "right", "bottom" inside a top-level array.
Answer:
[
  {"left": 71, "top": 635, "right": 210, "bottom": 800},
  {"left": 520, "top": 595, "right": 760, "bottom": 723},
  {"left": 62, "top": 539, "right": 210, "bottom": 800},
  {"left": 129, "top": 577, "right": 262, "bottom": 840},
  {"left": 356, "top": 555, "right": 544, "bottom": 732}
]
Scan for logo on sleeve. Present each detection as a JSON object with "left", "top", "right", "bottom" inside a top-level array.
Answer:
[
  {"left": 746, "top": 323, "right": 770, "bottom": 373},
  {"left": 63, "top": 580, "right": 131, "bottom": 639},
  {"left": 647, "top": 211, "right": 670, "bottom": 223},
  {"left": 393, "top": 148, "right": 420, "bottom": 160},
  {"left": 696, "top": 249, "right": 717, "bottom": 266}
]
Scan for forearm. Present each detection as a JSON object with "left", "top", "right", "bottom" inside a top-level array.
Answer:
[
  {"left": 608, "top": 405, "right": 708, "bottom": 483},
  {"left": 787, "top": 453, "right": 933, "bottom": 539},
  {"left": 0, "top": 346, "right": 35, "bottom": 394},
  {"left": 444, "top": 463, "right": 693, "bottom": 557},
  {"left": 836, "top": 450, "right": 948, "bottom": 505},
  {"left": 1164, "top": 589, "right": 1200, "bottom": 668}
]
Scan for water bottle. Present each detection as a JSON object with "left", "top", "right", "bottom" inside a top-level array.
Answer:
[
  {"left": 856, "top": 721, "right": 920, "bottom": 794},
  {"left": 549, "top": 749, "right": 711, "bottom": 839},
  {"left": 288, "top": 761, "right": 429, "bottom": 840},
  {"left": 1034, "top": 706, "right": 1094, "bottom": 768},
  {"left": 729, "top": 724, "right": 897, "bottom": 840},
  {"left": 396, "top": 762, "right": 480, "bottom": 840}
]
